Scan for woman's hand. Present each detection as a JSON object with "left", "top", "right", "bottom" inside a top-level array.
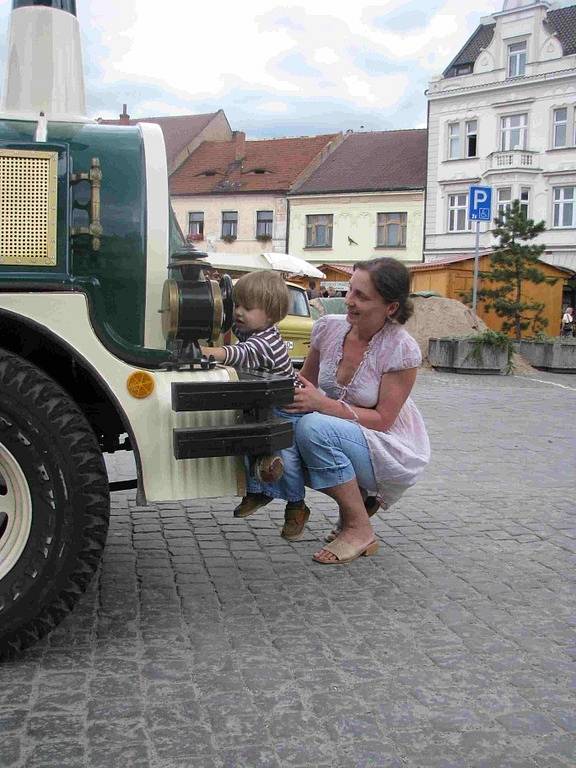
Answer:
[{"left": 285, "top": 374, "right": 326, "bottom": 413}]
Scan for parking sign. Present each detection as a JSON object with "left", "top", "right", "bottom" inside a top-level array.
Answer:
[{"left": 468, "top": 186, "right": 492, "bottom": 221}]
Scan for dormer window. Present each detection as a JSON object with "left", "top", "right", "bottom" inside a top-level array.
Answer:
[
  {"left": 244, "top": 168, "right": 270, "bottom": 175},
  {"left": 455, "top": 64, "right": 472, "bottom": 76},
  {"left": 199, "top": 169, "right": 218, "bottom": 177},
  {"left": 508, "top": 41, "right": 527, "bottom": 78}
]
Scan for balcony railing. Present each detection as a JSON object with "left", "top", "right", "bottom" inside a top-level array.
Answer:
[{"left": 489, "top": 150, "right": 537, "bottom": 169}]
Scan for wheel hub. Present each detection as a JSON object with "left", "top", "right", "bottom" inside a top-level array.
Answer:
[{"left": 0, "top": 441, "right": 32, "bottom": 580}]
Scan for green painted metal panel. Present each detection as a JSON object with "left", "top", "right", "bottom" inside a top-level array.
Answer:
[{"left": 0, "top": 118, "right": 148, "bottom": 348}]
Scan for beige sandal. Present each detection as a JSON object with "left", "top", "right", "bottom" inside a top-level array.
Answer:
[
  {"left": 313, "top": 538, "right": 379, "bottom": 565},
  {"left": 324, "top": 497, "right": 380, "bottom": 543}
]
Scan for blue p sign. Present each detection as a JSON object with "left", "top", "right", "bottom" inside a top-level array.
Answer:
[{"left": 468, "top": 185, "right": 492, "bottom": 221}]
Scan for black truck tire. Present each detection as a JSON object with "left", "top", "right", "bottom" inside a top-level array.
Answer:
[{"left": 0, "top": 348, "right": 110, "bottom": 659}]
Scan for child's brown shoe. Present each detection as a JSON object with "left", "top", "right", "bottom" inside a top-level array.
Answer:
[
  {"left": 281, "top": 501, "right": 310, "bottom": 541},
  {"left": 233, "top": 493, "right": 273, "bottom": 518},
  {"left": 255, "top": 455, "right": 285, "bottom": 484}
]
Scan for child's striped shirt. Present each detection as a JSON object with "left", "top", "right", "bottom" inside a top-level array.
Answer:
[{"left": 221, "top": 325, "right": 296, "bottom": 379}]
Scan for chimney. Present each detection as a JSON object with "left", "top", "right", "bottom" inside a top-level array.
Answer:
[
  {"left": 1, "top": 0, "right": 87, "bottom": 121},
  {"left": 233, "top": 131, "right": 246, "bottom": 162},
  {"left": 119, "top": 104, "right": 131, "bottom": 124}
]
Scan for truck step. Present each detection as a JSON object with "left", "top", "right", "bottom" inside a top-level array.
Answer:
[
  {"left": 174, "top": 419, "right": 293, "bottom": 460},
  {"left": 172, "top": 370, "right": 294, "bottom": 412}
]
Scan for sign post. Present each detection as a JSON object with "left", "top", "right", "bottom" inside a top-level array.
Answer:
[{"left": 468, "top": 185, "right": 492, "bottom": 314}]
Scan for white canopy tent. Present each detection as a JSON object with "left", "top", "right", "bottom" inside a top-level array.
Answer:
[{"left": 202, "top": 252, "right": 325, "bottom": 279}]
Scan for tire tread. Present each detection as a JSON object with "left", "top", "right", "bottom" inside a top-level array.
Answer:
[{"left": 0, "top": 348, "right": 110, "bottom": 660}]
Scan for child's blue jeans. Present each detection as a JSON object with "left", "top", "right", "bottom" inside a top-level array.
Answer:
[{"left": 246, "top": 409, "right": 305, "bottom": 502}]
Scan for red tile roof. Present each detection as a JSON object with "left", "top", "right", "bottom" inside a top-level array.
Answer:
[
  {"left": 410, "top": 253, "right": 482, "bottom": 271},
  {"left": 169, "top": 134, "right": 339, "bottom": 195},
  {"left": 292, "top": 129, "right": 427, "bottom": 195},
  {"left": 412, "top": 252, "right": 574, "bottom": 276},
  {"left": 318, "top": 263, "right": 354, "bottom": 275},
  {"left": 97, "top": 112, "right": 221, "bottom": 169}
]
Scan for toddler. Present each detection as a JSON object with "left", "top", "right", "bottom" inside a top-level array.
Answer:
[{"left": 201, "top": 270, "right": 309, "bottom": 540}]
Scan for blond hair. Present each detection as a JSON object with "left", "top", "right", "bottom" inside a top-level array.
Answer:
[{"left": 234, "top": 270, "right": 290, "bottom": 324}]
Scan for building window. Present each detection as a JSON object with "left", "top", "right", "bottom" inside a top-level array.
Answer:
[
  {"left": 501, "top": 113, "right": 527, "bottom": 151},
  {"left": 448, "top": 123, "right": 460, "bottom": 159},
  {"left": 377, "top": 212, "right": 407, "bottom": 247},
  {"left": 553, "top": 108, "right": 568, "bottom": 148},
  {"left": 188, "top": 212, "right": 204, "bottom": 237},
  {"left": 508, "top": 41, "right": 527, "bottom": 78},
  {"left": 447, "top": 193, "right": 469, "bottom": 232},
  {"left": 306, "top": 214, "right": 333, "bottom": 247},
  {"left": 553, "top": 186, "right": 576, "bottom": 228},
  {"left": 497, "top": 188, "right": 512, "bottom": 219},
  {"left": 256, "top": 210, "right": 273, "bottom": 238},
  {"left": 466, "top": 120, "right": 478, "bottom": 157},
  {"left": 447, "top": 120, "right": 478, "bottom": 159},
  {"left": 455, "top": 64, "right": 473, "bottom": 75},
  {"left": 221, "top": 211, "right": 238, "bottom": 239},
  {"left": 520, "top": 187, "right": 530, "bottom": 219}
]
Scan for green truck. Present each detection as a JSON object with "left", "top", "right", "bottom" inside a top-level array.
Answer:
[{"left": 0, "top": 0, "right": 293, "bottom": 657}]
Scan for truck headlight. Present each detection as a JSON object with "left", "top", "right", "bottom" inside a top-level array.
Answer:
[{"left": 161, "top": 271, "right": 234, "bottom": 344}]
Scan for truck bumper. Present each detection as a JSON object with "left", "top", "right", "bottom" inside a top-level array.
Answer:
[{"left": 172, "top": 370, "right": 295, "bottom": 460}]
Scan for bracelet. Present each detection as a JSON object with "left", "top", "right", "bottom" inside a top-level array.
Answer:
[{"left": 339, "top": 399, "right": 359, "bottom": 422}]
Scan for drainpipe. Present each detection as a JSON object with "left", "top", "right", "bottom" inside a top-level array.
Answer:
[
  {"left": 422, "top": 98, "right": 431, "bottom": 263},
  {"left": 286, "top": 196, "right": 291, "bottom": 253}
]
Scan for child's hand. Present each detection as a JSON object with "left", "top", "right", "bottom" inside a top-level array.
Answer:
[{"left": 200, "top": 345, "right": 226, "bottom": 362}]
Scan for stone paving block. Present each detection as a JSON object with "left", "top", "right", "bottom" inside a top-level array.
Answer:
[
  {"left": 24, "top": 742, "right": 85, "bottom": 768},
  {"left": 0, "top": 737, "right": 21, "bottom": 768},
  {"left": 3, "top": 372, "right": 576, "bottom": 767}
]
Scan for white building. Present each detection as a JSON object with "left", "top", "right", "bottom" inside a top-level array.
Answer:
[{"left": 425, "top": 0, "right": 576, "bottom": 272}]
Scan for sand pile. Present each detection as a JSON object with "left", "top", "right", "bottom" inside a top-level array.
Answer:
[
  {"left": 406, "top": 296, "right": 487, "bottom": 363},
  {"left": 406, "top": 296, "right": 533, "bottom": 374}
]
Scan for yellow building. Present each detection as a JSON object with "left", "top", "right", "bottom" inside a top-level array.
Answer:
[{"left": 288, "top": 130, "right": 427, "bottom": 266}]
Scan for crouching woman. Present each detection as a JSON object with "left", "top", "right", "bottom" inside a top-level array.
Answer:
[{"left": 288, "top": 257, "right": 430, "bottom": 565}]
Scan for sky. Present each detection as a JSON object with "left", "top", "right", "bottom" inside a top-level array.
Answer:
[{"left": 0, "top": 0, "right": 502, "bottom": 138}]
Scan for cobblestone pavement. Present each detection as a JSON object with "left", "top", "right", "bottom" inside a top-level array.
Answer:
[{"left": 1, "top": 370, "right": 575, "bottom": 768}]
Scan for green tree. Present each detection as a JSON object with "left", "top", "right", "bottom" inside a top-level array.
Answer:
[{"left": 474, "top": 199, "right": 556, "bottom": 340}]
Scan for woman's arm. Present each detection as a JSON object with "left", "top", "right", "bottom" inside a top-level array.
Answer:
[
  {"left": 289, "top": 367, "right": 417, "bottom": 432},
  {"left": 299, "top": 346, "right": 320, "bottom": 386}
]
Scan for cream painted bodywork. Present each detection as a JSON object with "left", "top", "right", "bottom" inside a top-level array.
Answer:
[
  {"left": 1, "top": 6, "right": 87, "bottom": 122},
  {"left": 288, "top": 191, "right": 425, "bottom": 265},
  {"left": 0, "top": 293, "right": 245, "bottom": 503},
  {"left": 140, "top": 122, "right": 171, "bottom": 349}
]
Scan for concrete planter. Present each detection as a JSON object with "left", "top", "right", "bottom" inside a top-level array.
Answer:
[
  {"left": 514, "top": 340, "right": 576, "bottom": 372},
  {"left": 429, "top": 337, "right": 509, "bottom": 375}
]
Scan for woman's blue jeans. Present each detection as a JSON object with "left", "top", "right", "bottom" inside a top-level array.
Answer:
[{"left": 247, "top": 411, "right": 377, "bottom": 501}]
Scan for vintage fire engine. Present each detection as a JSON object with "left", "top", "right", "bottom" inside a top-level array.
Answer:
[{"left": 0, "top": 0, "right": 293, "bottom": 657}]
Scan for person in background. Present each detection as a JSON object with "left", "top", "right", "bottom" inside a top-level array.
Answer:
[
  {"left": 200, "top": 270, "right": 310, "bottom": 541},
  {"left": 561, "top": 306, "right": 574, "bottom": 337},
  {"left": 306, "top": 280, "right": 321, "bottom": 300}
]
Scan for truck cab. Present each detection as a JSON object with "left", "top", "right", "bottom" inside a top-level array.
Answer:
[{"left": 0, "top": 0, "right": 294, "bottom": 657}]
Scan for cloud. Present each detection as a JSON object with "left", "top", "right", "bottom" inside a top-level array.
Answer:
[
  {"left": 258, "top": 100, "right": 290, "bottom": 114},
  {"left": 0, "top": 0, "right": 502, "bottom": 137},
  {"left": 313, "top": 47, "right": 339, "bottom": 65}
]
